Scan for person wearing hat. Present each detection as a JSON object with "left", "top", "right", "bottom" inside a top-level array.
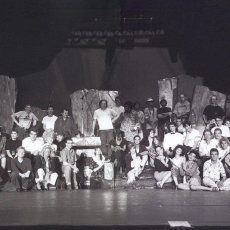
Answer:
[
  {"left": 144, "top": 97, "right": 158, "bottom": 132},
  {"left": 157, "top": 99, "right": 172, "bottom": 142}
]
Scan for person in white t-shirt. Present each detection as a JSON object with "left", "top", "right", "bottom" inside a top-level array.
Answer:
[
  {"left": 42, "top": 105, "right": 58, "bottom": 132},
  {"left": 92, "top": 99, "right": 118, "bottom": 159},
  {"left": 210, "top": 128, "right": 222, "bottom": 149},
  {"left": 183, "top": 121, "right": 201, "bottom": 152},
  {"left": 211, "top": 116, "right": 230, "bottom": 138},
  {"left": 112, "top": 96, "right": 124, "bottom": 130}
]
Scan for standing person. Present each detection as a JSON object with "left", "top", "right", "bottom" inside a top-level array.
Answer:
[
  {"left": 133, "top": 101, "right": 145, "bottom": 138},
  {"left": 54, "top": 109, "right": 79, "bottom": 138},
  {"left": 183, "top": 121, "right": 201, "bottom": 152},
  {"left": 11, "top": 147, "right": 33, "bottom": 192},
  {"left": 203, "top": 148, "right": 230, "bottom": 191},
  {"left": 163, "top": 122, "right": 184, "bottom": 156},
  {"left": 11, "top": 105, "right": 39, "bottom": 140},
  {"left": 110, "top": 131, "right": 126, "bottom": 176},
  {"left": 42, "top": 105, "right": 58, "bottom": 133},
  {"left": 173, "top": 94, "right": 190, "bottom": 121},
  {"left": 154, "top": 146, "right": 172, "bottom": 188},
  {"left": 5, "top": 130, "right": 22, "bottom": 177},
  {"left": 203, "top": 96, "right": 225, "bottom": 129},
  {"left": 60, "top": 138, "right": 79, "bottom": 190},
  {"left": 120, "top": 101, "right": 139, "bottom": 142},
  {"left": 144, "top": 98, "right": 158, "bottom": 132},
  {"left": 211, "top": 116, "right": 230, "bottom": 138},
  {"left": 157, "top": 99, "right": 172, "bottom": 142},
  {"left": 92, "top": 99, "right": 118, "bottom": 159},
  {"left": 112, "top": 96, "right": 125, "bottom": 131},
  {"left": 178, "top": 150, "right": 213, "bottom": 191}
]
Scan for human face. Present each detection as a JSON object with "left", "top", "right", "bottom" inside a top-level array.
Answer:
[
  {"left": 147, "top": 101, "right": 154, "bottom": 107},
  {"left": 134, "top": 137, "right": 140, "bottom": 145},
  {"left": 134, "top": 103, "right": 140, "bottom": 110},
  {"left": 185, "top": 124, "right": 191, "bottom": 132},
  {"left": 225, "top": 120, "right": 230, "bottom": 128},
  {"left": 149, "top": 130, "right": 155, "bottom": 138},
  {"left": 66, "top": 140, "right": 73, "bottom": 149},
  {"left": 47, "top": 107, "right": 54, "bottom": 116},
  {"left": 211, "top": 97, "right": 217, "bottom": 105},
  {"left": 210, "top": 151, "right": 218, "bottom": 161},
  {"left": 169, "top": 124, "right": 176, "bottom": 133},
  {"left": 25, "top": 105, "right": 31, "bottom": 113},
  {"left": 130, "top": 147, "right": 136, "bottom": 154},
  {"left": 215, "top": 118, "right": 223, "bottom": 127},
  {"left": 175, "top": 147, "right": 182, "bottom": 156},
  {"left": 17, "top": 149, "right": 25, "bottom": 158},
  {"left": 124, "top": 105, "right": 129, "bottom": 112},
  {"left": 57, "top": 135, "right": 64, "bottom": 142},
  {"left": 62, "top": 110, "right": 68, "bottom": 119},
  {"left": 221, "top": 141, "right": 228, "bottom": 150},
  {"left": 115, "top": 98, "right": 121, "bottom": 106},
  {"left": 116, "top": 133, "right": 122, "bottom": 140},
  {"left": 160, "top": 101, "right": 167, "bottom": 108},
  {"left": 46, "top": 137, "right": 54, "bottom": 145},
  {"left": 156, "top": 147, "right": 163, "bottom": 156},
  {"left": 214, "top": 130, "right": 222, "bottom": 139},
  {"left": 188, "top": 153, "right": 196, "bottom": 161},
  {"left": 100, "top": 101, "right": 107, "bottom": 110},
  {"left": 44, "top": 149, "right": 51, "bottom": 158},
  {"left": 176, "top": 119, "right": 182, "bottom": 126},
  {"left": 153, "top": 137, "right": 159, "bottom": 146},
  {"left": 11, "top": 131, "right": 18, "bottom": 140},
  {"left": 95, "top": 148, "right": 102, "bottom": 156},
  {"left": 204, "top": 131, "right": 212, "bottom": 140},
  {"left": 30, "top": 131, "right": 37, "bottom": 141},
  {"left": 180, "top": 94, "right": 186, "bottom": 102}
]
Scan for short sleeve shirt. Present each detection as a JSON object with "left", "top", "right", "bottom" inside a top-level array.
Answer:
[
  {"left": 14, "top": 111, "right": 37, "bottom": 128},
  {"left": 42, "top": 115, "right": 58, "bottom": 130},
  {"left": 93, "top": 108, "right": 117, "bottom": 130},
  {"left": 203, "top": 105, "right": 224, "bottom": 121},
  {"left": 5, "top": 139, "right": 22, "bottom": 157},
  {"left": 157, "top": 107, "right": 171, "bottom": 124},
  {"left": 184, "top": 129, "right": 201, "bottom": 147},
  {"left": 60, "top": 147, "right": 76, "bottom": 165}
]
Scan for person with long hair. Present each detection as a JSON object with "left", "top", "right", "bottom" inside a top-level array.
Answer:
[
  {"left": 217, "top": 137, "right": 230, "bottom": 162},
  {"left": 169, "top": 145, "right": 186, "bottom": 189},
  {"left": 154, "top": 146, "right": 172, "bottom": 188}
]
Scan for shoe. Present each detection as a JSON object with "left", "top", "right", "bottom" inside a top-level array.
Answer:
[
  {"left": 16, "top": 188, "right": 22, "bottom": 192},
  {"left": 37, "top": 182, "right": 42, "bottom": 190},
  {"left": 66, "top": 184, "right": 72, "bottom": 190}
]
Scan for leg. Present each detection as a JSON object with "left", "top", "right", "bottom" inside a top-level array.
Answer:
[
  {"left": 203, "top": 177, "right": 218, "bottom": 188},
  {"left": 99, "top": 130, "right": 107, "bottom": 157},
  {"left": 106, "top": 129, "right": 114, "bottom": 159},
  {"left": 11, "top": 172, "right": 22, "bottom": 189},
  {"left": 35, "top": 168, "right": 45, "bottom": 183},
  {"left": 190, "top": 184, "right": 212, "bottom": 191},
  {"left": 178, "top": 183, "right": 190, "bottom": 190},
  {"left": 48, "top": 173, "right": 58, "bottom": 186},
  {"left": 219, "top": 178, "right": 230, "bottom": 190},
  {"left": 71, "top": 169, "right": 78, "bottom": 189},
  {"left": 160, "top": 171, "right": 172, "bottom": 187},
  {"left": 62, "top": 165, "right": 72, "bottom": 185},
  {"left": 154, "top": 171, "right": 173, "bottom": 187},
  {"left": 127, "top": 169, "right": 136, "bottom": 183}
]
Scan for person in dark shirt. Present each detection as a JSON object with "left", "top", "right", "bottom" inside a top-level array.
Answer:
[
  {"left": 11, "top": 147, "right": 33, "bottom": 192},
  {"left": 203, "top": 96, "right": 225, "bottom": 129},
  {"left": 5, "top": 130, "right": 22, "bottom": 174},
  {"left": 154, "top": 146, "right": 172, "bottom": 188},
  {"left": 53, "top": 134, "right": 66, "bottom": 154},
  {"left": 157, "top": 99, "right": 172, "bottom": 142}
]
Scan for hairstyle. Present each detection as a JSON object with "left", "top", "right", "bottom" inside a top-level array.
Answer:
[
  {"left": 160, "top": 99, "right": 167, "bottom": 105},
  {"left": 11, "top": 129, "right": 18, "bottom": 134},
  {"left": 171, "top": 145, "right": 185, "bottom": 158},
  {"left": 203, "top": 129, "right": 212, "bottom": 136},
  {"left": 214, "top": 128, "right": 222, "bottom": 134},
  {"left": 115, "top": 96, "right": 121, "bottom": 101},
  {"left": 145, "top": 129, "right": 155, "bottom": 137},
  {"left": 187, "top": 149, "right": 199, "bottom": 160},
  {"left": 61, "top": 108, "right": 69, "bottom": 114},
  {"left": 43, "top": 131, "right": 55, "bottom": 143},
  {"left": 40, "top": 145, "right": 54, "bottom": 158},
  {"left": 215, "top": 116, "right": 222, "bottom": 121},
  {"left": 180, "top": 93, "right": 186, "bottom": 97},
  {"left": 133, "top": 135, "right": 141, "bottom": 141},
  {"left": 99, "top": 99, "right": 108, "bottom": 108},
  {"left": 30, "top": 129, "right": 38, "bottom": 134},
  {"left": 219, "top": 137, "right": 230, "bottom": 148},
  {"left": 210, "top": 148, "right": 219, "bottom": 155},
  {"left": 47, "top": 105, "right": 54, "bottom": 110},
  {"left": 183, "top": 120, "right": 191, "bottom": 127},
  {"left": 133, "top": 101, "right": 140, "bottom": 108},
  {"left": 168, "top": 122, "right": 177, "bottom": 128},
  {"left": 94, "top": 147, "right": 103, "bottom": 160},
  {"left": 65, "top": 138, "right": 73, "bottom": 143},
  {"left": 155, "top": 145, "right": 167, "bottom": 157},
  {"left": 115, "top": 130, "right": 124, "bottom": 137},
  {"left": 17, "top": 146, "right": 25, "bottom": 153},
  {"left": 128, "top": 143, "right": 135, "bottom": 153},
  {"left": 224, "top": 117, "right": 230, "bottom": 125},
  {"left": 152, "top": 136, "right": 162, "bottom": 147},
  {"left": 25, "top": 104, "right": 32, "bottom": 108},
  {"left": 124, "top": 101, "right": 133, "bottom": 112}
]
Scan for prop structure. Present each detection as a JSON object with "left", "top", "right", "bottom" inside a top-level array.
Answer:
[
  {"left": 0, "top": 76, "right": 17, "bottom": 133},
  {"left": 158, "top": 75, "right": 203, "bottom": 109},
  {"left": 70, "top": 90, "right": 118, "bottom": 136},
  {"left": 189, "top": 85, "right": 226, "bottom": 134}
]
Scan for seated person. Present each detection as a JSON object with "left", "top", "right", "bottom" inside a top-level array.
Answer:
[
  {"left": 60, "top": 138, "right": 79, "bottom": 190},
  {"left": 199, "top": 129, "right": 213, "bottom": 160},
  {"left": 110, "top": 131, "right": 126, "bottom": 176},
  {"left": 125, "top": 143, "right": 142, "bottom": 186},
  {"left": 224, "top": 152, "right": 230, "bottom": 177},
  {"left": 176, "top": 117, "right": 186, "bottom": 135},
  {"left": 154, "top": 146, "right": 172, "bottom": 188},
  {"left": 11, "top": 147, "right": 33, "bottom": 191},
  {"left": 211, "top": 116, "right": 230, "bottom": 138},
  {"left": 178, "top": 150, "right": 214, "bottom": 191},
  {"left": 203, "top": 148, "right": 230, "bottom": 191},
  {"left": 42, "top": 131, "right": 57, "bottom": 152},
  {"left": 183, "top": 121, "right": 201, "bottom": 152},
  {"left": 53, "top": 134, "right": 66, "bottom": 154},
  {"left": 22, "top": 129, "right": 44, "bottom": 159},
  {"left": 11, "top": 104, "right": 38, "bottom": 140},
  {"left": 173, "top": 93, "right": 190, "bottom": 121},
  {"left": 210, "top": 128, "right": 222, "bottom": 149},
  {"left": 163, "top": 122, "right": 184, "bottom": 156},
  {"left": 0, "top": 152, "right": 6, "bottom": 183},
  {"left": 169, "top": 145, "right": 186, "bottom": 189},
  {"left": 5, "top": 130, "right": 22, "bottom": 176},
  {"left": 217, "top": 137, "right": 230, "bottom": 161},
  {"left": 133, "top": 135, "right": 149, "bottom": 178}
]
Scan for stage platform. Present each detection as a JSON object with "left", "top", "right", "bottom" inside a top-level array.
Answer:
[{"left": 0, "top": 190, "right": 230, "bottom": 229}]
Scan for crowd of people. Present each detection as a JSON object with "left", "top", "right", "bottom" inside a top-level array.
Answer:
[{"left": 1, "top": 93, "right": 230, "bottom": 192}]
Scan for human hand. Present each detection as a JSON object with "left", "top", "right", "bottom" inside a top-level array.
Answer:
[
  {"left": 19, "top": 173, "right": 25, "bottom": 178},
  {"left": 33, "top": 120, "right": 37, "bottom": 126}
]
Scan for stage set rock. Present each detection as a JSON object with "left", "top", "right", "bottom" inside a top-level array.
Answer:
[{"left": 0, "top": 75, "right": 227, "bottom": 189}]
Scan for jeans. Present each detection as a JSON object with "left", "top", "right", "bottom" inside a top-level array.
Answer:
[
  {"left": 99, "top": 129, "right": 114, "bottom": 159},
  {"left": 11, "top": 172, "right": 33, "bottom": 189},
  {"left": 62, "top": 165, "right": 78, "bottom": 189}
]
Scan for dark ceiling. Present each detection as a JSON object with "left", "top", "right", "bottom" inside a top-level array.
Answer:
[{"left": 0, "top": 0, "right": 230, "bottom": 93}]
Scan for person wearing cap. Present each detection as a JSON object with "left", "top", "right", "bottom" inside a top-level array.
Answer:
[
  {"left": 157, "top": 99, "right": 172, "bottom": 142},
  {"left": 144, "top": 97, "right": 158, "bottom": 132},
  {"left": 203, "top": 95, "right": 225, "bottom": 129},
  {"left": 11, "top": 104, "right": 39, "bottom": 140},
  {"left": 173, "top": 93, "right": 190, "bottom": 122}
]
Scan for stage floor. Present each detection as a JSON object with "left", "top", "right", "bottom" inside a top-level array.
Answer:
[{"left": 0, "top": 189, "right": 230, "bottom": 228}]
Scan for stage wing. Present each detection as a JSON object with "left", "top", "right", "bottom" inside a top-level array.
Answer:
[{"left": 0, "top": 76, "right": 17, "bottom": 133}]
